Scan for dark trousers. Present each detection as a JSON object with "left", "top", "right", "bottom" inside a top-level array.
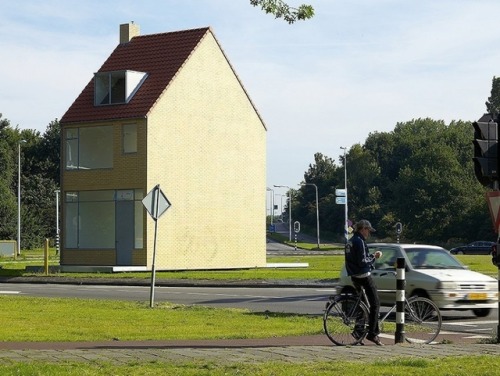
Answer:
[{"left": 351, "top": 275, "right": 380, "bottom": 336}]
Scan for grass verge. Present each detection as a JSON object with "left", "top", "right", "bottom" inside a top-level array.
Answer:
[
  {"left": 0, "top": 356, "right": 499, "bottom": 375},
  {"left": 0, "top": 296, "right": 321, "bottom": 342}
]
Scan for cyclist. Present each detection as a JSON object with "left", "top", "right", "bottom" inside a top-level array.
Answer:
[{"left": 345, "top": 219, "right": 383, "bottom": 346}]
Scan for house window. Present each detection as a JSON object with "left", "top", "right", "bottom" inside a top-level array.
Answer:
[
  {"left": 64, "top": 126, "right": 113, "bottom": 170},
  {"left": 94, "top": 70, "right": 147, "bottom": 106},
  {"left": 123, "top": 123, "right": 137, "bottom": 153},
  {"left": 64, "top": 189, "right": 144, "bottom": 249}
]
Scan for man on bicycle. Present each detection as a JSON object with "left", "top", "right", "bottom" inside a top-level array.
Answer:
[{"left": 345, "top": 219, "right": 383, "bottom": 346}]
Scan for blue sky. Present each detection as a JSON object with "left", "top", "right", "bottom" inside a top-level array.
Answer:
[{"left": 2, "top": 0, "right": 500, "bottom": 199}]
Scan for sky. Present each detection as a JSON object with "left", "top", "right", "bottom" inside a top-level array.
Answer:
[{"left": 2, "top": 0, "right": 500, "bottom": 200}]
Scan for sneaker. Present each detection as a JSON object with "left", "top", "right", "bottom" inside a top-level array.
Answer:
[{"left": 366, "top": 334, "right": 384, "bottom": 346}]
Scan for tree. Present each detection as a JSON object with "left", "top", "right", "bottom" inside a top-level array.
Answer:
[
  {"left": 485, "top": 76, "right": 500, "bottom": 117},
  {"left": 250, "top": 0, "right": 314, "bottom": 23},
  {"left": 294, "top": 118, "right": 492, "bottom": 244},
  {"left": 0, "top": 115, "right": 60, "bottom": 249},
  {"left": 296, "top": 153, "right": 340, "bottom": 235}
]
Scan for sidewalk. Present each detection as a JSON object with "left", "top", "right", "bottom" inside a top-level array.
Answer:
[{"left": 0, "top": 336, "right": 498, "bottom": 364}]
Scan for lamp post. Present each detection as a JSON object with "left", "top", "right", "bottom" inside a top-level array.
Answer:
[
  {"left": 17, "top": 140, "right": 26, "bottom": 256},
  {"left": 275, "top": 194, "right": 285, "bottom": 221},
  {"left": 266, "top": 187, "right": 274, "bottom": 225},
  {"left": 300, "top": 183, "right": 320, "bottom": 249},
  {"left": 274, "top": 185, "right": 291, "bottom": 241},
  {"left": 340, "top": 146, "right": 348, "bottom": 243}
]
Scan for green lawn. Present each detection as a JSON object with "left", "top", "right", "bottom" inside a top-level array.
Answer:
[
  {"left": 1, "top": 248, "right": 497, "bottom": 279},
  {"left": 2, "top": 356, "right": 500, "bottom": 376}
]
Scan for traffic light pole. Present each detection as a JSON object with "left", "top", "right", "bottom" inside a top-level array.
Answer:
[
  {"left": 496, "top": 227, "right": 500, "bottom": 344},
  {"left": 473, "top": 115, "right": 500, "bottom": 342}
]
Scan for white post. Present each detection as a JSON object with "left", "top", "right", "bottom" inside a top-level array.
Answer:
[
  {"left": 17, "top": 141, "right": 24, "bottom": 256},
  {"left": 55, "top": 189, "right": 60, "bottom": 255},
  {"left": 341, "top": 147, "right": 348, "bottom": 243}
]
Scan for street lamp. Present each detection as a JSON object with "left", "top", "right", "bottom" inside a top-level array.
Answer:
[
  {"left": 274, "top": 185, "right": 292, "bottom": 241},
  {"left": 300, "top": 183, "right": 320, "bottom": 249},
  {"left": 275, "top": 194, "right": 285, "bottom": 221},
  {"left": 17, "top": 140, "right": 26, "bottom": 256},
  {"left": 340, "top": 146, "right": 348, "bottom": 243},
  {"left": 266, "top": 187, "right": 274, "bottom": 225}
]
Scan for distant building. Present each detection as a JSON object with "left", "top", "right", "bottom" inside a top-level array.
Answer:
[{"left": 59, "top": 23, "right": 267, "bottom": 271}]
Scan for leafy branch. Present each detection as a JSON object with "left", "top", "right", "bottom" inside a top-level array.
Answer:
[{"left": 250, "top": 0, "right": 314, "bottom": 24}]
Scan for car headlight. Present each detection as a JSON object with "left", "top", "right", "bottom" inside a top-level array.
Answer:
[{"left": 437, "top": 281, "right": 458, "bottom": 289}]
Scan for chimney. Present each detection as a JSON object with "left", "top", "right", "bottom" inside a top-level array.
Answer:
[{"left": 120, "top": 22, "right": 140, "bottom": 44}]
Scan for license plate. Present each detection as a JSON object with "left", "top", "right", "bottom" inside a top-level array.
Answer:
[{"left": 467, "top": 293, "right": 487, "bottom": 300}]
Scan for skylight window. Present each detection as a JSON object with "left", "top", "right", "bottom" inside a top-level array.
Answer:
[{"left": 94, "top": 70, "right": 147, "bottom": 105}]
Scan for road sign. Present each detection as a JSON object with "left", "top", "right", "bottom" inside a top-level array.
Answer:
[
  {"left": 336, "top": 196, "right": 346, "bottom": 205},
  {"left": 294, "top": 221, "right": 300, "bottom": 233},
  {"left": 142, "top": 185, "right": 171, "bottom": 220},
  {"left": 395, "top": 222, "right": 403, "bottom": 235},
  {"left": 142, "top": 184, "right": 172, "bottom": 309},
  {"left": 335, "top": 189, "right": 346, "bottom": 197},
  {"left": 486, "top": 191, "right": 500, "bottom": 232}
]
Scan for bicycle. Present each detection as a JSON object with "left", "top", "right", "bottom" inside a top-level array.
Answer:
[{"left": 323, "top": 278, "right": 442, "bottom": 346}]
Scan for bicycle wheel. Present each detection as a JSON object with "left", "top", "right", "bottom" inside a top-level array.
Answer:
[
  {"left": 404, "top": 297, "right": 442, "bottom": 344},
  {"left": 323, "top": 295, "right": 369, "bottom": 346}
]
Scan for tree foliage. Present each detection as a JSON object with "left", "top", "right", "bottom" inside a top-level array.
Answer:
[
  {"left": 0, "top": 114, "right": 60, "bottom": 249},
  {"left": 250, "top": 0, "right": 314, "bottom": 23},
  {"left": 292, "top": 118, "right": 492, "bottom": 246},
  {"left": 485, "top": 76, "right": 500, "bottom": 117}
]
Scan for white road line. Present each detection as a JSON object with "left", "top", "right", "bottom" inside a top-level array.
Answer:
[
  {"left": 445, "top": 320, "right": 497, "bottom": 326},
  {"left": 0, "top": 291, "right": 21, "bottom": 294}
]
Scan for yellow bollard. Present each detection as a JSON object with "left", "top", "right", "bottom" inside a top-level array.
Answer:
[{"left": 44, "top": 239, "right": 49, "bottom": 275}]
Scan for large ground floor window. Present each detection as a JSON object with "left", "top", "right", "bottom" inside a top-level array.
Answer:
[{"left": 64, "top": 189, "right": 143, "bottom": 249}]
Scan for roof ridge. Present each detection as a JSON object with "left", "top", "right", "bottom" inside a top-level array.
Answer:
[{"left": 134, "top": 26, "right": 211, "bottom": 39}]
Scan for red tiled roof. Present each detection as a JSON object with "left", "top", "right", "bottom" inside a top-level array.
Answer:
[{"left": 60, "top": 27, "right": 210, "bottom": 124}]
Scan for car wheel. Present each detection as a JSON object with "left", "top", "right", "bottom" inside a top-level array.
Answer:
[
  {"left": 456, "top": 250, "right": 464, "bottom": 255},
  {"left": 410, "top": 289, "right": 430, "bottom": 299},
  {"left": 472, "top": 308, "right": 491, "bottom": 317}
]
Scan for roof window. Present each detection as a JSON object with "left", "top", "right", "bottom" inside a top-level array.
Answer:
[{"left": 94, "top": 70, "right": 147, "bottom": 105}]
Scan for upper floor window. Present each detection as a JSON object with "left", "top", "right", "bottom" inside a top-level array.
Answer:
[
  {"left": 65, "top": 126, "right": 113, "bottom": 170},
  {"left": 94, "top": 70, "right": 147, "bottom": 105},
  {"left": 123, "top": 123, "right": 137, "bottom": 153}
]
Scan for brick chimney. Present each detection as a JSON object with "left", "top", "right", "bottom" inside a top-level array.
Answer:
[{"left": 120, "top": 22, "right": 140, "bottom": 44}]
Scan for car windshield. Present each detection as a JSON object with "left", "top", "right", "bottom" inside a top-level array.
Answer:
[{"left": 405, "top": 247, "right": 465, "bottom": 269}]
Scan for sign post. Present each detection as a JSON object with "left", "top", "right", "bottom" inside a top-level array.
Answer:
[
  {"left": 293, "top": 221, "right": 300, "bottom": 251},
  {"left": 142, "top": 184, "right": 171, "bottom": 308},
  {"left": 335, "top": 189, "right": 349, "bottom": 241}
]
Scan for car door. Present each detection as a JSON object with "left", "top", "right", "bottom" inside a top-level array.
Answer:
[{"left": 369, "top": 245, "right": 403, "bottom": 305}]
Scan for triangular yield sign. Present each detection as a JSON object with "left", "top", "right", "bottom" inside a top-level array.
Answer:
[{"left": 486, "top": 191, "right": 500, "bottom": 233}]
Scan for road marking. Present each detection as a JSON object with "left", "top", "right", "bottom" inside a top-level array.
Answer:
[
  {"left": 464, "top": 335, "right": 491, "bottom": 339},
  {"left": 0, "top": 291, "right": 21, "bottom": 295},
  {"left": 445, "top": 320, "right": 497, "bottom": 326}
]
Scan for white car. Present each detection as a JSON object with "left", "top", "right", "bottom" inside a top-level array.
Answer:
[{"left": 338, "top": 243, "right": 498, "bottom": 317}]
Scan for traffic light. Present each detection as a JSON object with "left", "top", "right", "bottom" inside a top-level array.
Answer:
[{"left": 472, "top": 114, "right": 498, "bottom": 187}]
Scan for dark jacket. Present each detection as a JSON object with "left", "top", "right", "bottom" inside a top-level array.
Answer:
[{"left": 345, "top": 231, "right": 375, "bottom": 276}]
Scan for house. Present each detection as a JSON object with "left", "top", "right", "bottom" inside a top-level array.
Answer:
[{"left": 59, "top": 23, "right": 267, "bottom": 271}]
